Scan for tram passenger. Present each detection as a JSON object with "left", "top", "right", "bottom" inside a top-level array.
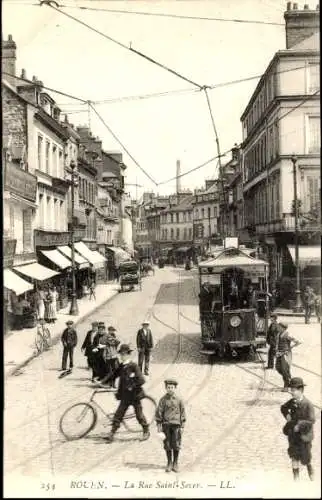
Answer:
[
  {"left": 281, "top": 377, "right": 315, "bottom": 481},
  {"left": 199, "top": 282, "right": 213, "bottom": 313},
  {"left": 275, "top": 322, "right": 301, "bottom": 390}
]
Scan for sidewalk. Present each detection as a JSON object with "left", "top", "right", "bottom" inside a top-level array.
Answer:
[{"left": 4, "top": 282, "right": 119, "bottom": 378}]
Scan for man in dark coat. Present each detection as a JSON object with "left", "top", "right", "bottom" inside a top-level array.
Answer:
[
  {"left": 61, "top": 320, "right": 78, "bottom": 371},
  {"left": 92, "top": 322, "right": 108, "bottom": 381},
  {"left": 136, "top": 321, "right": 154, "bottom": 376},
  {"left": 104, "top": 344, "right": 150, "bottom": 443},
  {"left": 281, "top": 377, "right": 315, "bottom": 481},
  {"left": 198, "top": 282, "right": 213, "bottom": 314},
  {"left": 81, "top": 321, "right": 98, "bottom": 371},
  {"left": 266, "top": 314, "right": 280, "bottom": 369}
]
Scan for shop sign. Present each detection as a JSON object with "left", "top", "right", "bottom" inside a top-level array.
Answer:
[
  {"left": 34, "top": 230, "right": 74, "bottom": 248},
  {"left": 4, "top": 163, "right": 37, "bottom": 202},
  {"left": 3, "top": 239, "right": 16, "bottom": 268}
]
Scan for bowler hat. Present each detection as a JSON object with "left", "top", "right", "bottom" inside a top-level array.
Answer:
[
  {"left": 108, "top": 326, "right": 117, "bottom": 331},
  {"left": 289, "top": 377, "right": 306, "bottom": 389},
  {"left": 279, "top": 322, "right": 288, "bottom": 330},
  {"left": 118, "top": 343, "right": 133, "bottom": 354},
  {"left": 66, "top": 320, "right": 74, "bottom": 326},
  {"left": 164, "top": 378, "right": 178, "bottom": 387}
]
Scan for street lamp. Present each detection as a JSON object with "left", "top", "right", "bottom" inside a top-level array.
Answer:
[
  {"left": 291, "top": 156, "right": 303, "bottom": 313},
  {"left": 69, "top": 159, "right": 79, "bottom": 315}
]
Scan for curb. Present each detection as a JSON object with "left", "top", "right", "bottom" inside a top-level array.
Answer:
[{"left": 6, "top": 289, "right": 119, "bottom": 378}]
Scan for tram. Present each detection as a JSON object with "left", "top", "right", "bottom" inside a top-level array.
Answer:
[{"left": 198, "top": 244, "right": 269, "bottom": 360}]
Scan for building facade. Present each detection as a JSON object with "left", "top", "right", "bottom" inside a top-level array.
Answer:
[
  {"left": 192, "top": 179, "right": 220, "bottom": 255},
  {"left": 240, "top": 3, "right": 320, "bottom": 290}
]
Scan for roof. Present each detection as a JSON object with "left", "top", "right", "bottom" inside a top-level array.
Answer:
[
  {"left": 198, "top": 247, "right": 268, "bottom": 271},
  {"left": 164, "top": 195, "right": 194, "bottom": 213}
]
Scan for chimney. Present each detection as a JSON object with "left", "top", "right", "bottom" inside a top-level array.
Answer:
[
  {"left": 21, "top": 68, "right": 26, "bottom": 79},
  {"left": 176, "top": 159, "right": 181, "bottom": 194},
  {"left": 2, "top": 34, "right": 17, "bottom": 88},
  {"left": 284, "top": 3, "right": 320, "bottom": 49}
]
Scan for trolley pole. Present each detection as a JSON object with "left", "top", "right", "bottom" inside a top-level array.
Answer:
[
  {"left": 291, "top": 156, "right": 303, "bottom": 313},
  {"left": 69, "top": 159, "right": 79, "bottom": 316}
]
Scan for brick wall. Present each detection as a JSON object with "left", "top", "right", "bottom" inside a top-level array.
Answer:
[{"left": 2, "top": 85, "right": 27, "bottom": 150}]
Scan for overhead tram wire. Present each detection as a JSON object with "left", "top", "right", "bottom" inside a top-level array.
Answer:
[
  {"left": 89, "top": 103, "right": 158, "bottom": 186},
  {"left": 40, "top": 1, "right": 203, "bottom": 90}
]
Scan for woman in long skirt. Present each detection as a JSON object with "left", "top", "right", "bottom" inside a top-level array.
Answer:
[
  {"left": 36, "top": 288, "right": 45, "bottom": 321},
  {"left": 46, "top": 287, "right": 57, "bottom": 323}
]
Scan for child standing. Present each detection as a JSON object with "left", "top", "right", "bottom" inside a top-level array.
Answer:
[
  {"left": 281, "top": 377, "right": 315, "bottom": 481},
  {"left": 155, "top": 379, "right": 186, "bottom": 473}
]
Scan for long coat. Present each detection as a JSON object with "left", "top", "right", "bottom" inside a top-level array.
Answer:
[
  {"left": 136, "top": 328, "right": 154, "bottom": 350},
  {"left": 81, "top": 329, "right": 97, "bottom": 357}
]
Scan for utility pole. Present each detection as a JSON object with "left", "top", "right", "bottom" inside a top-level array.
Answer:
[
  {"left": 69, "top": 159, "right": 79, "bottom": 315},
  {"left": 291, "top": 156, "right": 303, "bottom": 313}
]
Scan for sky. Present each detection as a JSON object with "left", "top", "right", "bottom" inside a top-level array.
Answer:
[{"left": 2, "top": 0, "right": 287, "bottom": 198}]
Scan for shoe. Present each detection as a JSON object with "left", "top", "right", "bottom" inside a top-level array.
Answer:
[
  {"left": 165, "top": 463, "right": 172, "bottom": 473},
  {"left": 172, "top": 462, "right": 179, "bottom": 473},
  {"left": 60, "top": 368, "right": 66, "bottom": 371},
  {"left": 141, "top": 430, "right": 150, "bottom": 440},
  {"left": 144, "top": 372, "right": 149, "bottom": 376},
  {"left": 105, "top": 433, "right": 114, "bottom": 443}
]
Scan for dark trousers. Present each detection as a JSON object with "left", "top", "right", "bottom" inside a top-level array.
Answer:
[
  {"left": 304, "top": 305, "right": 313, "bottom": 323},
  {"left": 112, "top": 398, "right": 148, "bottom": 432},
  {"left": 62, "top": 346, "right": 74, "bottom": 370},
  {"left": 162, "top": 424, "right": 182, "bottom": 451},
  {"left": 92, "top": 352, "right": 106, "bottom": 378},
  {"left": 138, "top": 349, "right": 151, "bottom": 374},
  {"left": 276, "top": 352, "right": 292, "bottom": 387},
  {"left": 267, "top": 345, "right": 276, "bottom": 369}
]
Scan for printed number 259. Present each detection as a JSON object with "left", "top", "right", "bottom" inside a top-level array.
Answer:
[{"left": 41, "top": 483, "right": 56, "bottom": 491}]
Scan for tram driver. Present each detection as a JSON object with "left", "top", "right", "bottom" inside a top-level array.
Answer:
[{"left": 199, "top": 281, "right": 213, "bottom": 313}]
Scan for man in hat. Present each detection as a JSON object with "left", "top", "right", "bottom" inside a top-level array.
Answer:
[
  {"left": 91, "top": 322, "right": 107, "bottom": 381},
  {"left": 266, "top": 314, "right": 280, "bottom": 369},
  {"left": 98, "top": 326, "right": 121, "bottom": 386},
  {"left": 281, "top": 377, "right": 315, "bottom": 481},
  {"left": 275, "top": 323, "right": 301, "bottom": 390},
  {"left": 104, "top": 344, "right": 150, "bottom": 443},
  {"left": 136, "top": 321, "right": 154, "bottom": 376},
  {"left": 81, "top": 321, "right": 98, "bottom": 371},
  {"left": 61, "top": 321, "right": 78, "bottom": 371},
  {"left": 155, "top": 379, "right": 186, "bottom": 473}
]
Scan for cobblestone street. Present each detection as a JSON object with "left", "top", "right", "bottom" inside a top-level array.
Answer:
[{"left": 4, "top": 267, "right": 321, "bottom": 498}]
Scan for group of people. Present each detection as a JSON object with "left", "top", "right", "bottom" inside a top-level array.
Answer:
[{"left": 266, "top": 314, "right": 316, "bottom": 481}]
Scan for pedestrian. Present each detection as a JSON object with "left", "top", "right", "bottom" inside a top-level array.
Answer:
[
  {"left": 104, "top": 344, "right": 150, "bottom": 443},
  {"left": 275, "top": 322, "right": 301, "bottom": 391},
  {"left": 46, "top": 287, "right": 57, "bottom": 323},
  {"left": 315, "top": 295, "right": 320, "bottom": 323},
  {"left": 303, "top": 286, "right": 315, "bottom": 324},
  {"left": 281, "top": 377, "right": 315, "bottom": 481},
  {"left": 61, "top": 320, "right": 78, "bottom": 372},
  {"left": 35, "top": 287, "right": 45, "bottom": 321},
  {"left": 136, "top": 321, "right": 154, "bottom": 376},
  {"left": 81, "top": 321, "right": 99, "bottom": 373},
  {"left": 155, "top": 379, "right": 186, "bottom": 473},
  {"left": 89, "top": 280, "right": 96, "bottom": 301},
  {"left": 99, "top": 326, "right": 121, "bottom": 387},
  {"left": 266, "top": 314, "right": 280, "bottom": 369},
  {"left": 92, "top": 322, "right": 108, "bottom": 381}
]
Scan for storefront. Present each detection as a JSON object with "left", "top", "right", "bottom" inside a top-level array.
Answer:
[
  {"left": 38, "top": 248, "right": 73, "bottom": 310},
  {"left": 56, "top": 245, "right": 90, "bottom": 298},
  {"left": 105, "top": 246, "right": 131, "bottom": 280},
  {"left": 74, "top": 241, "right": 107, "bottom": 284}
]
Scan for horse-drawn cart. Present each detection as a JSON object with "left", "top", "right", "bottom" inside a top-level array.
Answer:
[{"left": 119, "top": 261, "right": 142, "bottom": 292}]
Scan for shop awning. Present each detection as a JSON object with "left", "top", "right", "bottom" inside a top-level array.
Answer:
[
  {"left": 176, "top": 246, "right": 190, "bottom": 252},
  {"left": 4, "top": 269, "right": 34, "bottom": 295},
  {"left": 57, "top": 246, "right": 89, "bottom": 269},
  {"left": 287, "top": 245, "right": 321, "bottom": 269},
  {"left": 106, "top": 246, "right": 131, "bottom": 266},
  {"left": 40, "top": 249, "right": 72, "bottom": 270},
  {"left": 13, "top": 263, "right": 59, "bottom": 281},
  {"left": 74, "top": 241, "right": 106, "bottom": 268}
]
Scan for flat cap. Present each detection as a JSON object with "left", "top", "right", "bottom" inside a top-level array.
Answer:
[
  {"left": 66, "top": 320, "right": 74, "bottom": 326},
  {"left": 164, "top": 378, "right": 178, "bottom": 386}
]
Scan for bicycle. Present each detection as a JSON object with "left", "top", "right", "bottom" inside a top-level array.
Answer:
[
  {"left": 59, "top": 388, "right": 157, "bottom": 441},
  {"left": 35, "top": 322, "right": 51, "bottom": 354}
]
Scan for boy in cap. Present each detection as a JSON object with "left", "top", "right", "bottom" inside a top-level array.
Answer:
[
  {"left": 281, "top": 377, "right": 315, "bottom": 481},
  {"left": 104, "top": 343, "right": 150, "bottom": 442},
  {"left": 98, "top": 326, "right": 121, "bottom": 387},
  {"left": 136, "top": 321, "right": 154, "bottom": 376},
  {"left": 61, "top": 321, "right": 78, "bottom": 371},
  {"left": 155, "top": 379, "right": 186, "bottom": 473}
]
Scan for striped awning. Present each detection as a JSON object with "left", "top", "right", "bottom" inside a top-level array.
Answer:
[
  {"left": 13, "top": 263, "right": 59, "bottom": 281},
  {"left": 4, "top": 269, "right": 34, "bottom": 295},
  {"left": 40, "top": 249, "right": 72, "bottom": 270},
  {"left": 57, "top": 246, "right": 89, "bottom": 269},
  {"left": 74, "top": 241, "right": 106, "bottom": 268}
]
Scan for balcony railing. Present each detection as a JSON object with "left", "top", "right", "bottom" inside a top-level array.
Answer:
[{"left": 245, "top": 214, "right": 321, "bottom": 234}]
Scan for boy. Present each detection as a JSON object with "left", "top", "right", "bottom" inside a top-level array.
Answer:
[
  {"left": 155, "top": 379, "right": 186, "bottom": 473},
  {"left": 136, "top": 321, "right": 154, "bottom": 376},
  {"left": 281, "top": 377, "right": 315, "bottom": 481},
  {"left": 266, "top": 314, "right": 279, "bottom": 369},
  {"left": 104, "top": 344, "right": 150, "bottom": 443},
  {"left": 61, "top": 320, "right": 78, "bottom": 372}
]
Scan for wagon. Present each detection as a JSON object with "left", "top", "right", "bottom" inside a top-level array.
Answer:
[{"left": 119, "top": 261, "right": 142, "bottom": 292}]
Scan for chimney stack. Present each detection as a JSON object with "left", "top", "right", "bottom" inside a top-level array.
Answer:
[
  {"left": 284, "top": 3, "right": 320, "bottom": 49},
  {"left": 176, "top": 159, "right": 181, "bottom": 194},
  {"left": 21, "top": 68, "right": 26, "bottom": 79},
  {"left": 2, "top": 34, "right": 17, "bottom": 88}
]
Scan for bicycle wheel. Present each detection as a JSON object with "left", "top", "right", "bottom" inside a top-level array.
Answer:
[
  {"left": 59, "top": 403, "right": 97, "bottom": 440},
  {"left": 123, "top": 395, "right": 157, "bottom": 433},
  {"left": 35, "top": 333, "right": 43, "bottom": 353}
]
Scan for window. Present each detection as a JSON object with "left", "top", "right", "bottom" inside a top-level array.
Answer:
[
  {"left": 52, "top": 145, "right": 57, "bottom": 177},
  {"left": 176, "top": 228, "right": 180, "bottom": 239},
  {"left": 308, "top": 63, "right": 319, "bottom": 93},
  {"left": 170, "top": 228, "right": 174, "bottom": 239},
  {"left": 308, "top": 116, "right": 320, "bottom": 153},
  {"left": 46, "top": 196, "right": 51, "bottom": 229},
  {"left": 188, "top": 228, "right": 192, "bottom": 239},
  {"left": 58, "top": 150, "right": 63, "bottom": 177},
  {"left": 208, "top": 207, "right": 211, "bottom": 219},
  {"left": 305, "top": 175, "right": 320, "bottom": 213},
  {"left": 195, "top": 209, "right": 199, "bottom": 219},
  {"left": 183, "top": 228, "right": 187, "bottom": 240},
  {"left": 176, "top": 213, "right": 179, "bottom": 223},
  {"left": 54, "top": 199, "right": 58, "bottom": 230},
  {"left": 45, "top": 141, "right": 50, "bottom": 174},
  {"left": 60, "top": 201, "right": 64, "bottom": 230},
  {"left": 201, "top": 208, "right": 204, "bottom": 219},
  {"left": 38, "top": 193, "right": 44, "bottom": 229},
  {"left": 214, "top": 206, "right": 217, "bottom": 218},
  {"left": 37, "top": 135, "right": 43, "bottom": 170}
]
